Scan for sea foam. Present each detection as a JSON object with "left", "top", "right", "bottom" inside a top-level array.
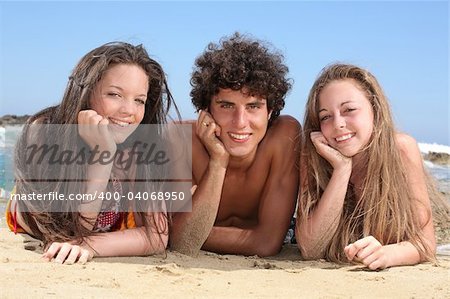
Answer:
[{"left": 418, "top": 143, "right": 450, "bottom": 155}]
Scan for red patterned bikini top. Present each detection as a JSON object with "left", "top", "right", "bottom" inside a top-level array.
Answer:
[{"left": 93, "top": 176, "right": 123, "bottom": 232}]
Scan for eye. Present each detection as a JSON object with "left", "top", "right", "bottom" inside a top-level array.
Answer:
[
  {"left": 247, "top": 104, "right": 261, "bottom": 110},
  {"left": 319, "top": 115, "right": 330, "bottom": 122},
  {"left": 106, "top": 92, "right": 122, "bottom": 99},
  {"left": 345, "top": 108, "right": 356, "bottom": 113},
  {"left": 135, "top": 98, "right": 146, "bottom": 105},
  {"left": 220, "top": 103, "right": 233, "bottom": 109}
]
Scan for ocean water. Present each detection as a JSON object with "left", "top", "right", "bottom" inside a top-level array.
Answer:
[
  {"left": 0, "top": 126, "right": 20, "bottom": 193},
  {"left": 418, "top": 143, "right": 450, "bottom": 194},
  {"left": 0, "top": 127, "right": 4, "bottom": 189}
]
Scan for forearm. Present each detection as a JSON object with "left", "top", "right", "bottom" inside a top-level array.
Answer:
[
  {"left": 78, "top": 162, "right": 114, "bottom": 228},
  {"left": 298, "top": 167, "right": 351, "bottom": 258},
  {"left": 384, "top": 241, "right": 424, "bottom": 267},
  {"left": 170, "top": 161, "right": 226, "bottom": 255},
  {"left": 85, "top": 226, "right": 167, "bottom": 257}
]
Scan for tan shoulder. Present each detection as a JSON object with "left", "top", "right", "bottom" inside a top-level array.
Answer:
[
  {"left": 395, "top": 132, "right": 423, "bottom": 164},
  {"left": 186, "top": 119, "right": 205, "bottom": 150},
  {"left": 268, "top": 115, "right": 302, "bottom": 137},
  {"left": 30, "top": 115, "right": 49, "bottom": 125},
  {"left": 264, "top": 115, "right": 301, "bottom": 155},
  {"left": 395, "top": 132, "right": 419, "bottom": 153},
  {"left": 180, "top": 119, "right": 196, "bottom": 125},
  {"left": 170, "top": 119, "right": 196, "bottom": 128},
  {"left": 166, "top": 120, "right": 195, "bottom": 135}
]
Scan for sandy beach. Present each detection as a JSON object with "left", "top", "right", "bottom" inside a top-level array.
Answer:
[{"left": 1, "top": 217, "right": 449, "bottom": 299}]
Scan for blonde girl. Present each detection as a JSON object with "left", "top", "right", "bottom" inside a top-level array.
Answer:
[{"left": 297, "top": 63, "right": 436, "bottom": 270}]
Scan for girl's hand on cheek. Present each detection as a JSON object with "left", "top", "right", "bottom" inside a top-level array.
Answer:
[
  {"left": 78, "top": 110, "right": 116, "bottom": 153},
  {"left": 310, "top": 131, "right": 351, "bottom": 171}
]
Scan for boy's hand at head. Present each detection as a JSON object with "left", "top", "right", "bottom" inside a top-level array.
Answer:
[{"left": 196, "top": 110, "right": 229, "bottom": 167}]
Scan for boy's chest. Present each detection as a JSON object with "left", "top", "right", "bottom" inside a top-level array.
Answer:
[{"left": 214, "top": 165, "right": 270, "bottom": 226}]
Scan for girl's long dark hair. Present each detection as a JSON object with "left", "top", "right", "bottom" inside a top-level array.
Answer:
[{"left": 15, "top": 42, "right": 179, "bottom": 247}]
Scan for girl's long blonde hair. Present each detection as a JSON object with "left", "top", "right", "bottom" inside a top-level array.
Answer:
[{"left": 300, "top": 63, "right": 436, "bottom": 262}]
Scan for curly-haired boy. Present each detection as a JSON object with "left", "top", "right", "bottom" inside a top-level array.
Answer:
[{"left": 171, "top": 33, "right": 301, "bottom": 256}]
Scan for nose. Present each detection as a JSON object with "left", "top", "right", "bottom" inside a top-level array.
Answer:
[
  {"left": 333, "top": 114, "right": 345, "bottom": 129},
  {"left": 232, "top": 107, "right": 248, "bottom": 128},
  {"left": 119, "top": 99, "right": 137, "bottom": 115}
]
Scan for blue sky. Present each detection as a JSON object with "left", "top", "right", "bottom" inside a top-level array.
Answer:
[{"left": 0, "top": 0, "right": 448, "bottom": 144}]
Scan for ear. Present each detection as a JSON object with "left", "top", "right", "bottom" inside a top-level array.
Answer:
[{"left": 268, "top": 110, "right": 273, "bottom": 120}]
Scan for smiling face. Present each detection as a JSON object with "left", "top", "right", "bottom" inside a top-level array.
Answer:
[
  {"left": 89, "top": 63, "right": 149, "bottom": 144},
  {"left": 209, "top": 88, "right": 271, "bottom": 160},
  {"left": 318, "top": 79, "right": 374, "bottom": 157}
]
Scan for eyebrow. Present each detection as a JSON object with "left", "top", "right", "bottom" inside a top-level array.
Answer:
[
  {"left": 109, "top": 85, "right": 147, "bottom": 97},
  {"left": 319, "top": 100, "right": 354, "bottom": 113},
  {"left": 248, "top": 100, "right": 266, "bottom": 106},
  {"left": 214, "top": 98, "right": 266, "bottom": 105},
  {"left": 215, "top": 98, "right": 234, "bottom": 104}
]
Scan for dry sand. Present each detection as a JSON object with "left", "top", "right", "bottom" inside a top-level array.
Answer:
[{"left": 1, "top": 219, "right": 449, "bottom": 299}]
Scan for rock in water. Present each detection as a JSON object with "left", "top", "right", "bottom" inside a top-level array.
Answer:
[
  {"left": 423, "top": 152, "right": 450, "bottom": 166},
  {"left": 0, "top": 114, "right": 30, "bottom": 126}
]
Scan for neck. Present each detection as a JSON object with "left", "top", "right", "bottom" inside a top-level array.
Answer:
[
  {"left": 227, "top": 148, "right": 258, "bottom": 172},
  {"left": 350, "top": 151, "right": 369, "bottom": 187}
]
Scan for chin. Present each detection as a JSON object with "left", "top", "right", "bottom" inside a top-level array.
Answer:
[
  {"left": 226, "top": 146, "right": 254, "bottom": 158},
  {"left": 338, "top": 148, "right": 358, "bottom": 158},
  {"left": 113, "top": 134, "right": 133, "bottom": 145}
]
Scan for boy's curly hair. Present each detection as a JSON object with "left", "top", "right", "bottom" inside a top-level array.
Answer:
[{"left": 190, "top": 32, "right": 292, "bottom": 124}]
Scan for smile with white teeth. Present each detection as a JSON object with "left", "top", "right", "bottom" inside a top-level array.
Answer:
[
  {"left": 335, "top": 133, "right": 354, "bottom": 142},
  {"left": 109, "top": 118, "right": 131, "bottom": 127},
  {"left": 229, "top": 133, "right": 250, "bottom": 140}
]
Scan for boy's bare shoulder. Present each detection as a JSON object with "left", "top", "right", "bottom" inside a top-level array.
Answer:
[
  {"left": 261, "top": 115, "right": 301, "bottom": 158},
  {"left": 266, "top": 115, "right": 301, "bottom": 142}
]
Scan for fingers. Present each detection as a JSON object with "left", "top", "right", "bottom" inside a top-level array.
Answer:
[
  {"left": 345, "top": 236, "right": 374, "bottom": 261},
  {"left": 99, "top": 116, "right": 112, "bottom": 139},
  {"left": 214, "top": 124, "right": 221, "bottom": 137},
  {"left": 310, "top": 131, "right": 328, "bottom": 145},
  {"left": 310, "top": 131, "right": 351, "bottom": 170},
  {"left": 367, "top": 259, "right": 385, "bottom": 271},
  {"left": 310, "top": 131, "right": 331, "bottom": 155},
  {"left": 42, "top": 241, "right": 93, "bottom": 265},
  {"left": 78, "top": 110, "right": 104, "bottom": 125},
  {"left": 196, "top": 110, "right": 222, "bottom": 146},
  {"left": 355, "top": 237, "right": 382, "bottom": 260},
  {"left": 63, "top": 245, "right": 81, "bottom": 265},
  {"left": 344, "top": 244, "right": 356, "bottom": 261},
  {"left": 190, "top": 185, "right": 198, "bottom": 195},
  {"left": 78, "top": 249, "right": 92, "bottom": 265},
  {"left": 196, "top": 110, "right": 215, "bottom": 135},
  {"left": 345, "top": 236, "right": 387, "bottom": 270},
  {"left": 42, "top": 242, "right": 63, "bottom": 262},
  {"left": 196, "top": 110, "right": 229, "bottom": 164},
  {"left": 78, "top": 110, "right": 116, "bottom": 151},
  {"left": 42, "top": 242, "right": 71, "bottom": 264}
]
